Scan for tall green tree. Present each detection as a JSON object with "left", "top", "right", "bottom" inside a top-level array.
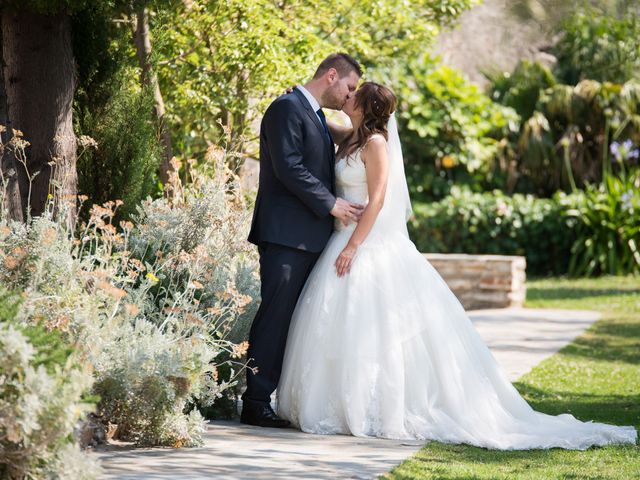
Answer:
[
  {"left": 149, "top": 0, "right": 475, "bottom": 167},
  {"left": 552, "top": 8, "right": 640, "bottom": 85},
  {"left": 133, "top": 2, "right": 174, "bottom": 184}
]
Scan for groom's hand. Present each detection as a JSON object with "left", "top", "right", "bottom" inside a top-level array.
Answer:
[{"left": 330, "top": 198, "right": 365, "bottom": 225}]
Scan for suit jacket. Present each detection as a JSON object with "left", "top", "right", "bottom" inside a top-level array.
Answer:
[{"left": 248, "top": 88, "right": 337, "bottom": 252}]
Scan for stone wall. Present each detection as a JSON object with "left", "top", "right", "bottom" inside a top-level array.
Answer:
[{"left": 424, "top": 253, "right": 526, "bottom": 310}]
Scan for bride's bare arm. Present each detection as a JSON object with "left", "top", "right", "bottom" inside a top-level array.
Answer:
[
  {"left": 327, "top": 120, "right": 353, "bottom": 145},
  {"left": 335, "top": 135, "right": 388, "bottom": 277}
]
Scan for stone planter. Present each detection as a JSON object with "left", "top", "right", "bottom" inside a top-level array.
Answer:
[{"left": 423, "top": 253, "right": 526, "bottom": 310}]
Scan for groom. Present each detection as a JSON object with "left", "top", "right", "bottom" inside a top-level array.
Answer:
[{"left": 243, "top": 53, "right": 364, "bottom": 427}]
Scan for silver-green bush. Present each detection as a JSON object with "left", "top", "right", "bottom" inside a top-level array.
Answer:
[
  {"left": 0, "top": 289, "right": 101, "bottom": 479},
  {"left": 0, "top": 157, "right": 259, "bottom": 449}
]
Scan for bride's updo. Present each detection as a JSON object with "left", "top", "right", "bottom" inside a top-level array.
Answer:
[{"left": 337, "top": 81, "right": 397, "bottom": 159}]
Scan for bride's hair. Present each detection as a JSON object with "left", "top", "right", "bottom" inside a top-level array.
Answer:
[{"left": 337, "top": 82, "right": 397, "bottom": 160}]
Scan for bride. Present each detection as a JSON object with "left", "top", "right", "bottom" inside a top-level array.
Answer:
[{"left": 276, "top": 81, "right": 637, "bottom": 450}]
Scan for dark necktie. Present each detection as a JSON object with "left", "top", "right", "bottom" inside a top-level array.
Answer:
[{"left": 316, "top": 108, "right": 332, "bottom": 144}]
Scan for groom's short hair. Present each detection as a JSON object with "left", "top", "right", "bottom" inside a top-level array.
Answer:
[{"left": 313, "top": 53, "right": 362, "bottom": 79}]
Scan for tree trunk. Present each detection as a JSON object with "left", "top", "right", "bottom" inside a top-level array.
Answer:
[
  {"left": 0, "top": 20, "right": 22, "bottom": 222},
  {"left": 1, "top": 9, "right": 77, "bottom": 225},
  {"left": 134, "top": 7, "right": 173, "bottom": 186}
]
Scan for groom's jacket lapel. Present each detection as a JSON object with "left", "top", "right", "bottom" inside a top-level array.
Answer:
[
  {"left": 292, "top": 88, "right": 336, "bottom": 187},
  {"left": 292, "top": 89, "right": 334, "bottom": 151}
]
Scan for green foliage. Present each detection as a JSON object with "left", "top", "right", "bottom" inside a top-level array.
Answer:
[
  {"left": 76, "top": 78, "right": 161, "bottom": 221},
  {"left": 3, "top": 0, "right": 97, "bottom": 14},
  {"left": 487, "top": 60, "right": 556, "bottom": 121},
  {"left": 396, "top": 59, "right": 519, "bottom": 200},
  {"left": 154, "top": 0, "right": 314, "bottom": 158},
  {"left": 72, "top": 5, "right": 128, "bottom": 110},
  {"left": 4, "top": 0, "right": 136, "bottom": 15},
  {"left": 553, "top": 8, "right": 640, "bottom": 85},
  {"left": 488, "top": 74, "right": 640, "bottom": 196},
  {"left": 410, "top": 169, "right": 640, "bottom": 277},
  {"left": 150, "top": 0, "right": 475, "bottom": 161},
  {"left": 567, "top": 172, "right": 640, "bottom": 276},
  {"left": 0, "top": 288, "right": 20, "bottom": 321},
  {"left": 73, "top": 6, "right": 162, "bottom": 221},
  {"left": 408, "top": 187, "right": 582, "bottom": 276},
  {"left": 62, "top": 0, "right": 475, "bottom": 196},
  {"left": 0, "top": 289, "right": 99, "bottom": 480},
  {"left": 487, "top": 4, "right": 640, "bottom": 197}
]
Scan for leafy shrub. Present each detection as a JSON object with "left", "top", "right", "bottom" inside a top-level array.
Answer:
[
  {"left": 91, "top": 318, "right": 212, "bottom": 447},
  {"left": 488, "top": 4, "right": 640, "bottom": 197},
  {"left": 487, "top": 60, "right": 556, "bottom": 121},
  {"left": 409, "top": 172, "right": 640, "bottom": 277},
  {"left": 408, "top": 187, "right": 582, "bottom": 276},
  {"left": 567, "top": 170, "right": 640, "bottom": 276},
  {"left": 396, "top": 58, "right": 519, "bottom": 201},
  {"left": 0, "top": 288, "right": 100, "bottom": 480}
]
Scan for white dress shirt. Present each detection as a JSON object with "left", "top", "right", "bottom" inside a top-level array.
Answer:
[{"left": 296, "top": 85, "right": 323, "bottom": 123}]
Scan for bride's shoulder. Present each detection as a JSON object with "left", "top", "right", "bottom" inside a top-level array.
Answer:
[
  {"left": 360, "top": 134, "right": 387, "bottom": 165},
  {"left": 365, "top": 133, "right": 386, "bottom": 144},
  {"left": 362, "top": 134, "right": 387, "bottom": 153}
]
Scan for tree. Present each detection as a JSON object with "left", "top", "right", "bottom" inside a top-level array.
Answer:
[
  {"left": 134, "top": 4, "right": 174, "bottom": 185},
  {"left": 0, "top": 22, "right": 22, "bottom": 222},
  {"left": 150, "top": 0, "right": 475, "bottom": 167},
  {"left": 509, "top": 0, "right": 639, "bottom": 32},
  {"left": 1, "top": 2, "right": 84, "bottom": 224},
  {"left": 552, "top": 8, "right": 640, "bottom": 85}
]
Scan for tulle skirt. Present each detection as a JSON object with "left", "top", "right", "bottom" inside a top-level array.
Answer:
[{"left": 276, "top": 225, "right": 637, "bottom": 450}]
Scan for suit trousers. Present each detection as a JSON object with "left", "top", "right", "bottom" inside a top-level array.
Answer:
[{"left": 242, "top": 242, "right": 321, "bottom": 406}]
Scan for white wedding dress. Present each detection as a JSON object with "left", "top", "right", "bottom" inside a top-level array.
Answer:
[{"left": 276, "top": 118, "right": 637, "bottom": 450}]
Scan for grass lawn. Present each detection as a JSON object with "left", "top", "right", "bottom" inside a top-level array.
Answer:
[{"left": 383, "top": 276, "right": 640, "bottom": 480}]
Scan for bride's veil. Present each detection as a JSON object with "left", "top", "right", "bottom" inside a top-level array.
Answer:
[{"left": 376, "top": 112, "right": 412, "bottom": 237}]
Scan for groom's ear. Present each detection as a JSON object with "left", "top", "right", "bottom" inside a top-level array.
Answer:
[{"left": 326, "top": 67, "right": 338, "bottom": 83}]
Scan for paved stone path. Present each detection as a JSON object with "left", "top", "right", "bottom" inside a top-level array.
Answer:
[
  {"left": 95, "top": 307, "right": 601, "bottom": 480},
  {"left": 469, "top": 307, "right": 600, "bottom": 381}
]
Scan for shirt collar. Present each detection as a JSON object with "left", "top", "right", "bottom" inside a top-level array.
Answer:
[{"left": 296, "top": 85, "right": 321, "bottom": 113}]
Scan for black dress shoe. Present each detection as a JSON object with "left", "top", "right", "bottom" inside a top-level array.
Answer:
[{"left": 240, "top": 403, "right": 291, "bottom": 428}]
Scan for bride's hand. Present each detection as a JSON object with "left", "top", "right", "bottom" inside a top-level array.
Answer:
[
  {"left": 335, "top": 244, "right": 357, "bottom": 277},
  {"left": 284, "top": 84, "right": 298, "bottom": 94}
]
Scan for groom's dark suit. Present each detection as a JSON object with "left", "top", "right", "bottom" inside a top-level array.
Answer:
[{"left": 244, "top": 88, "right": 336, "bottom": 406}]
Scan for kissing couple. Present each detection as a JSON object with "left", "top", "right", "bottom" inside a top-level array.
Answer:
[{"left": 242, "top": 53, "right": 636, "bottom": 450}]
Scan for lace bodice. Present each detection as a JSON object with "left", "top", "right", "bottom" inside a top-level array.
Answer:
[{"left": 335, "top": 151, "right": 367, "bottom": 231}]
